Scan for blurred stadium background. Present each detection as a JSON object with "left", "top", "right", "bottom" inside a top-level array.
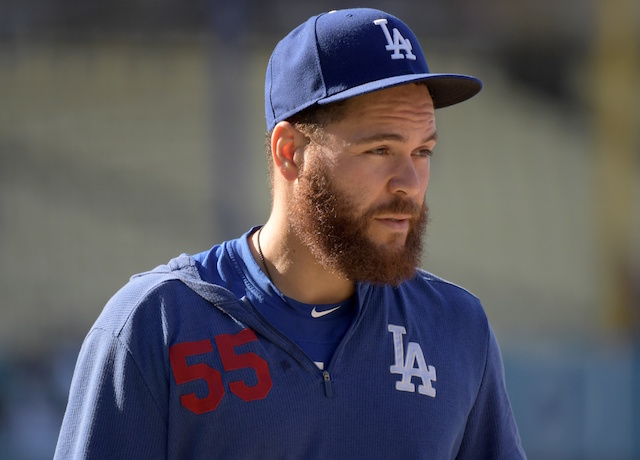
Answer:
[{"left": 0, "top": 0, "right": 638, "bottom": 458}]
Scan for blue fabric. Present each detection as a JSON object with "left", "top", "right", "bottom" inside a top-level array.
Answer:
[
  {"left": 265, "top": 8, "right": 482, "bottom": 130},
  {"left": 55, "top": 230, "right": 526, "bottom": 459},
  {"left": 192, "top": 228, "right": 356, "bottom": 367}
]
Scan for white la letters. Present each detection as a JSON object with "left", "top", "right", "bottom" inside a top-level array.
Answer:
[
  {"left": 388, "top": 324, "right": 436, "bottom": 397},
  {"left": 373, "top": 19, "right": 417, "bottom": 60}
]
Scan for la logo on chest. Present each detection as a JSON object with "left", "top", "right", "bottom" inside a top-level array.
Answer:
[{"left": 388, "top": 324, "right": 436, "bottom": 397}]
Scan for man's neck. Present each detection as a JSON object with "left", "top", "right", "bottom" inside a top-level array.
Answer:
[{"left": 249, "top": 222, "right": 355, "bottom": 305}]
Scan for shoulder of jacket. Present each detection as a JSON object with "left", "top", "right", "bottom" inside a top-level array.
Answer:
[
  {"left": 412, "top": 268, "right": 481, "bottom": 302},
  {"left": 92, "top": 254, "right": 201, "bottom": 336}
]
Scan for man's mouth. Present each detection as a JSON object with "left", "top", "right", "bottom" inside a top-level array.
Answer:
[{"left": 375, "top": 216, "right": 411, "bottom": 231}]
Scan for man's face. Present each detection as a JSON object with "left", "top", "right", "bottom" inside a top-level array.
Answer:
[{"left": 289, "top": 84, "right": 436, "bottom": 285}]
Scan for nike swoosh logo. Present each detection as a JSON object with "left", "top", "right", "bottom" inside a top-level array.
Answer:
[{"left": 311, "top": 306, "right": 342, "bottom": 318}]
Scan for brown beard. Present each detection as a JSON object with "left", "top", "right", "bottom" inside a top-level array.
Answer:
[{"left": 288, "top": 155, "right": 428, "bottom": 286}]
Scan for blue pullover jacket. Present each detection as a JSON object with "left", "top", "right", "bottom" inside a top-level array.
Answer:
[{"left": 55, "top": 232, "right": 525, "bottom": 459}]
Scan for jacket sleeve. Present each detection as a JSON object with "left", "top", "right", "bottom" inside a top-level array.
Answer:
[
  {"left": 456, "top": 327, "right": 527, "bottom": 459},
  {"left": 54, "top": 327, "right": 167, "bottom": 459}
]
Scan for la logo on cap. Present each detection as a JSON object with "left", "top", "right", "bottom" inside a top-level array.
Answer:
[{"left": 374, "top": 19, "right": 416, "bottom": 61}]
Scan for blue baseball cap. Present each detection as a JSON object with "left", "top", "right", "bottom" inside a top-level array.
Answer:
[{"left": 265, "top": 8, "right": 483, "bottom": 131}]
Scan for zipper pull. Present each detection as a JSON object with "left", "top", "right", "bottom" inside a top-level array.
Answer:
[{"left": 323, "top": 370, "right": 333, "bottom": 398}]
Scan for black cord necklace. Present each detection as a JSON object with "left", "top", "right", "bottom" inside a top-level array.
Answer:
[
  {"left": 257, "top": 227, "right": 350, "bottom": 313},
  {"left": 256, "top": 227, "right": 275, "bottom": 284}
]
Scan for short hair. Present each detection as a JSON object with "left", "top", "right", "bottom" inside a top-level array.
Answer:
[{"left": 263, "top": 99, "right": 349, "bottom": 192}]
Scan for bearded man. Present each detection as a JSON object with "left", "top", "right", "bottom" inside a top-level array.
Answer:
[{"left": 55, "top": 8, "right": 525, "bottom": 459}]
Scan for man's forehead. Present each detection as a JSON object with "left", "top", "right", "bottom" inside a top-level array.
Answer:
[
  {"left": 349, "top": 130, "right": 438, "bottom": 146},
  {"left": 322, "top": 94, "right": 437, "bottom": 147}
]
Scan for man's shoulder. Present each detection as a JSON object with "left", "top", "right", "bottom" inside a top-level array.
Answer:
[
  {"left": 411, "top": 268, "right": 481, "bottom": 303},
  {"left": 396, "top": 268, "right": 489, "bottom": 326},
  {"left": 92, "top": 255, "right": 206, "bottom": 335}
]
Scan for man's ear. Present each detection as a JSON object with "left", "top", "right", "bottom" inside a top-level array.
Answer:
[{"left": 271, "top": 121, "right": 308, "bottom": 182}]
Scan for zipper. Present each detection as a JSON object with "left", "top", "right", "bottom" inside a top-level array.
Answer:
[
  {"left": 323, "top": 370, "right": 333, "bottom": 398},
  {"left": 239, "top": 297, "right": 335, "bottom": 379},
  {"left": 236, "top": 296, "right": 364, "bottom": 399}
]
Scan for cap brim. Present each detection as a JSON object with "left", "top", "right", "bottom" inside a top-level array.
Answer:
[{"left": 318, "top": 73, "right": 482, "bottom": 109}]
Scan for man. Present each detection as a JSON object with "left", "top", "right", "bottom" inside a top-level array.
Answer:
[{"left": 55, "top": 8, "right": 525, "bottom": 459}]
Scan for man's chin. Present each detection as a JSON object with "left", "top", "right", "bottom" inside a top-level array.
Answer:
[{"left": 366, "top": 230, "right": 409, "bottom": 250}]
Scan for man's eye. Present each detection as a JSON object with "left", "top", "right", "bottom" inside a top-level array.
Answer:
[
  {"left": 368, "top": 147, "right": 388, "bottom": 155},
  {"left": 416, "top": 148, "right": 434, "bottom": 157}
]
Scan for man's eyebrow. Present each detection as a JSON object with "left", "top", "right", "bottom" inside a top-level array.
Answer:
[{"left": 351, "top": 130, "right": 438, "bottom": 145}]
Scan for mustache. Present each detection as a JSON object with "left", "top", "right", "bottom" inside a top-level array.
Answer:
[{"left": 363, "top": 197, "right": 425, "bottom": 219}]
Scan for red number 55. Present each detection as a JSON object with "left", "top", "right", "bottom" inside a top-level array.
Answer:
[{"left": 169, "top": 329, "right": 272, "bottom": 414}]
